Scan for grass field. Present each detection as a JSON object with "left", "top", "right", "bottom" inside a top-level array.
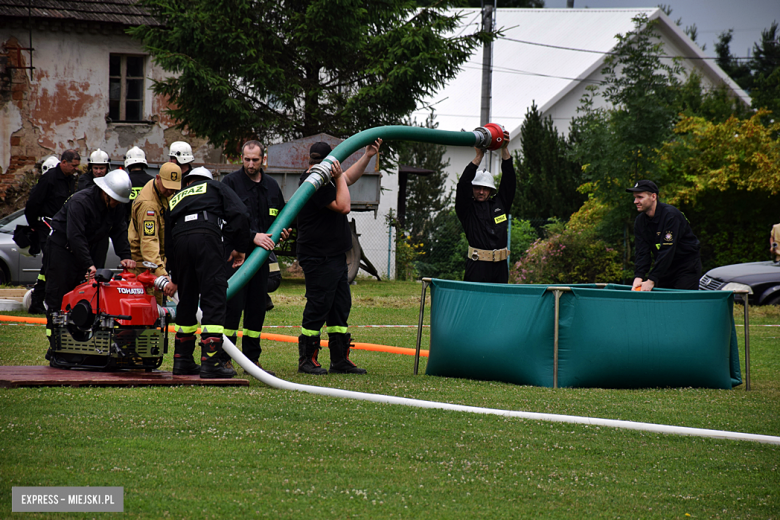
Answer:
[{"left": 1, "top": 278, "right": 778, "bottom": 519}]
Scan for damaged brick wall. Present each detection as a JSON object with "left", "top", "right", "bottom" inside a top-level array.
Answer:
[{"left": 0, "top": 24, "right": 219, "bottom": 214}]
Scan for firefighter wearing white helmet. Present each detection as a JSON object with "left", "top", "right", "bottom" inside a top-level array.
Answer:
[
  {"left": 78, "top": 149, "right": 111, "bottom": 191},
  {"left": 77, "top": 148, "right": 113, "bottom": 268},
  {"left": 165, "top": 165, "right": 251, "bottom": 378},
  {"left": 169, "top": 141, "right": 195, "bottom": 180},
  {"left": 44, "top": 169, "right": 136, "bottom": 362},
  {"left": 41, "top": 156, "right": 60, "bottom": 174},
  {"left": 455, "top": 127, "right": 516, "bottom": 283},
  {"left": 123, "top": 146, "right": 153, "bottom": 221},
  {"left": 23, "top": 150, "right": 79, "bottom": 313}
]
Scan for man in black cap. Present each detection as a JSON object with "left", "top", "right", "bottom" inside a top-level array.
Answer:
[
  {"left": 295, "top": 138, "right": 381, "bottom": 375},
  {"left": 627, "top": 180, "right": 701, "bottom": 291}
]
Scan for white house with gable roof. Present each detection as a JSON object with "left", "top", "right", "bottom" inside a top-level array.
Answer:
[{"left": 409, "top": 7, "right": 749, "bottom": 187}]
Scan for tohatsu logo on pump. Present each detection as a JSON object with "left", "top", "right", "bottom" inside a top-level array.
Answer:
[{"left": 116, "top": 287, "right": 144, "bottom": 295}]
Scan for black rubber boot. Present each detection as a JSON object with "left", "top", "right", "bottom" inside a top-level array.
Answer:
[
  {"left": 199, "top": 337, "right": 236, "bottom": 379},
  {"left": 29, "top": 283, "right": 47, "bottom": 314},
  {"left": 328, "top": 333, "right": 367, "bottom": 375},
  {"left": 172, "top": 334, "right": 200, "bottom": 375},
  {"left": 297, "top": 335, "right": 327, "bottom": 375}
]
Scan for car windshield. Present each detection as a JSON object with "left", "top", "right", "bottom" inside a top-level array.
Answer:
[{"left": 0, "top": 210, "right": 26, "bottom": 234}]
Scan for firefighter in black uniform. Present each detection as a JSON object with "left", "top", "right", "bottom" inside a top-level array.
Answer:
[
  {"left": 44, "top": 170, "right": 136, "bottom": 361},
  {"left": 24, "top": 150, "right": 80, "bottom": 314},
  {"left": 455, "top": 130, "right": 515, "bottom": 283},
  {"left": 77, "top": 149, "right": 112, "bottom": 268},
  {"left": 221, "top": 140, "right": 290, "bottom": 376},
  {"left": 296, "top": 139, "right": 382, "bottom": 375},
  {"left": 628, "top": 180, "right": 701, "bottom": 291},
  {"left": 166, "top": 167, "right": 251, "bottom": 378},
  {"left": 124, "top": 146, "right": 153, "bottom": 222}
]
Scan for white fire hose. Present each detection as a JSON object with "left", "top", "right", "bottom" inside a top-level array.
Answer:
[{"left": 221, "top": 336, "right": 780, "bottom": 446}]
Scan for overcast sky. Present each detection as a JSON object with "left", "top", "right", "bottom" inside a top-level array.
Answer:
[{"left": 544, "top": 0, "right": 780, "bottom": 58}]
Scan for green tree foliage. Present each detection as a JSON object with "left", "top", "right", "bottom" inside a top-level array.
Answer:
[
  {"left": 509, "top": 218, "right": 538, "bottom": 264},
  {"left": 511, "top": 102, "right": 585, "bottom": 222},
  {"left": 396, "top": 112, "right": 451, "bottom": 238},
  {"left": 131, "top": 0, "right": 492, "bottom": 151},
  {"left": 509, "top": 220, "right": 622, "bottom": 284},
  {"left": 715, "top": 29, "right": 753, "bottom": 90},
  {"left": 568, "top": 14, "right": 684, "bottom": 243},
  {"left": 393, "top": 112, "right": 453, "bottom": 279},
  {"left": 751, "top": 22, "right": 780, "bottom": 120},
  {"left": 657, "top": 112, "right": 780, "bottom": 269},
  {"left": 716, "top": 22, "right": 780, "bottom": 120}
]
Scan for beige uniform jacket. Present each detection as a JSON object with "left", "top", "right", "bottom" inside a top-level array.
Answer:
[{"left": 129, "top": 179, "right": 169, "bottom": 276}]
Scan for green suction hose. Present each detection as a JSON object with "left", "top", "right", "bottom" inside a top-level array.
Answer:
[{"left": 226, "top": 124, "right": 498, "bottom": 299}]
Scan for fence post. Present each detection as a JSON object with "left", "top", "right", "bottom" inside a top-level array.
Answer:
[
  {"left": 507, "top": 214, "right": 512, "bottom": 269},
  {"left": 387, "top": 215, "right": 393, "bottom": 280}
]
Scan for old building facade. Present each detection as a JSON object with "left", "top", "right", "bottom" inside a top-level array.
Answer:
[{"left": 0, "top": 0, "right": 219, "bottom": 209}]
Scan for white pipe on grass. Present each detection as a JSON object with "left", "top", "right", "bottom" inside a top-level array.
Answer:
[{"left": 222, "top": 336, "right": 780, "bottom": 446}]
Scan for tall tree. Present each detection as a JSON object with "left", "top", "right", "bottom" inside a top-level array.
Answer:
[
  {"left": 750, "top": 22, "right": 780, "bottom": 120},
  {"left": 715, "top": 29, "right": 753, "bottom": 91},
  {"left": 396, "top": 112, "right": 451, "bottom": 235},
  {"left": 394, "top": 112, "right": 458, "bottom": 279},
  {"left": 657, "top": 112, "right": 780, "bottom": 269},
  {"left": 569, "top": 14, "right": 684, "bottom": 239},
  {"left": 511, "top": 102, "right": 584, "bottom": 222},
  {"left": 131, "top": 0, "right": 493, "bottom": 151}
]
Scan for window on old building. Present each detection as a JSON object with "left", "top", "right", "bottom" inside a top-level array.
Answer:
[{"left": 109, "top": 55, "right": 145, "bottom": 122}]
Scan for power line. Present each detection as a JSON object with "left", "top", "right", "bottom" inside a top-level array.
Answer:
[
  {"left": 499, "top": 36, "right": 755, "bottom": 61},
  {"left": 460, "top": 64, "right": 751, "bottom": 100}
]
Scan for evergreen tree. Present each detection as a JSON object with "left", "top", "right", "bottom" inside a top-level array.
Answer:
[
  {"left": 396, "top": 112, "right": 451, "bottom": 239},
  {"left": 715, "top": 29, "right": 753, "bottom": 91},
  {"left": 511, "top": 102, "right": 584, "bottom": 223},
  {"left": 131, "top": 0, "right": 493, "bottom": 151}
]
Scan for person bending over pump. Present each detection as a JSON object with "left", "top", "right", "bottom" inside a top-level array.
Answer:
[
  {"left": 296, "top": 139, "right": 382, "bottom": 375},
  {"left": 128, "top": 162, "right": 182, "bottom": 304},
  {"left": 166, "top": 167, "right": 251, "bottom": 378},
  {"left": 43, "top": 169, "right": 136, "bottom": 361},
  {"left": 627, "top": 180, "right": 701, "bottom": 291},
  {"left": 455, "top": 128, "right": 515, "bottom": 283}
]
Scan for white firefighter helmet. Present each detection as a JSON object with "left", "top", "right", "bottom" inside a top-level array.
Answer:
[
  {"left": 41, "top": 156, "right": 60, "bottom": 174},
  {"left": 94, "top": 169, "right": 132, "bottom": 203},
  {"left": 88, "top": 149, "right": 110, "bottom": 165},
  {"left": 169, "top": 141, "right": 194, "bottom": 164},
  {"left": 472, "top": 169, "right": 496, "bottom": 191},
  {"left": 124, "top": 146, "right": 147, "bottom": 169},
  {"left": 186, "top": 166, "right": 213, "bottom": 181}
]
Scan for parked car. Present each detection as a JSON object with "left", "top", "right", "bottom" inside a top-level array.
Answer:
[
  {"left": 699, "top": 261, "right": 780, "bottom": 305},
  {"left": 0, "top": 209, "right": 120, "bottom": 286}
]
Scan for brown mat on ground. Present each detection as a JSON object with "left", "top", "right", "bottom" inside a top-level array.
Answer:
[{"left": 0, "top": 366, "right": 249, "bottom": 388}]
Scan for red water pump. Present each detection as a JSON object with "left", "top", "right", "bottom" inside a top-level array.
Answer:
[{"left": 48, "top": 265, "right": 173, "bottom": 370}]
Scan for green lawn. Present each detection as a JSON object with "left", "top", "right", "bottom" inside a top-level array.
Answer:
[{"left": 1, "top": 278, "right": 778, "bottom": 519}]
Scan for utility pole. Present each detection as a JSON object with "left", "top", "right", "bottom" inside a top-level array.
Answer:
[{"left": 480, "top": 0, "right": 496, "bottom": 171}]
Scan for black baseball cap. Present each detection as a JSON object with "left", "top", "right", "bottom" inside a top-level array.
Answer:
[
  {"left": 626, "top": 180, "right": 659, "bottom": 194},
  {"left": 310, "top": 142, "right": 332, "bottom": 160}
]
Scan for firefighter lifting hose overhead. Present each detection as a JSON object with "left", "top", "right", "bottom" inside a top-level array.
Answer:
[{"left": 227, "top": 124, "right": 507, "bottom": 297}]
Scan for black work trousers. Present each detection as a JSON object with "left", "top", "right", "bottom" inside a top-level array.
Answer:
[
  {"left": 465, "top": 258, "right": 509, "bottom": 284},
  {"left": 657, "top": 257, "right": 702, "bottom": 291},
  {"left": 299, "top": 253, "right": 350, "bottom": 334},
  {"left": 174, "top": 233, "right": 228, "bottom": 339},
  {"left": 44, "top": 241, "right": 87, "bottom": 315},
  {"left": 225, "top": 244, "right": 269, "bottom": 361}
]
